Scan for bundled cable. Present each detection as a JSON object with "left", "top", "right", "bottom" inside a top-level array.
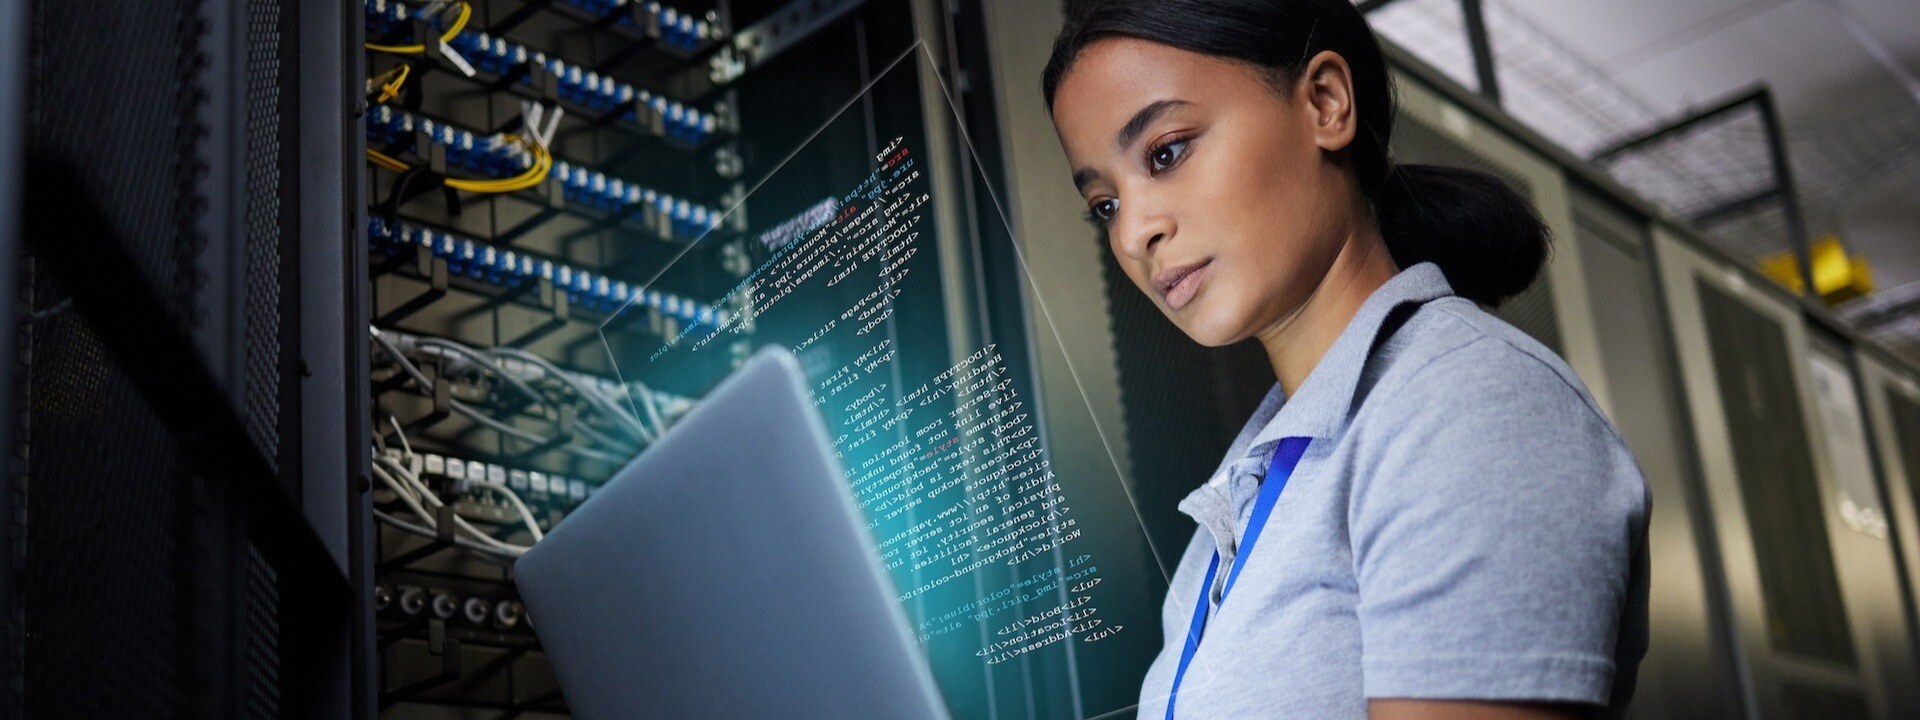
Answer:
[
  {"left": 371, "top": 327, "right": 632, "bottom": 465},
  {"left": 371, "top": 419, "right": 540, "bottom": 562},
  {"left": 487, "top": 345, "right": 663, "bottom": 443},
  {"left": 378, "top": 327, "right": 664, "bottom": 443}
]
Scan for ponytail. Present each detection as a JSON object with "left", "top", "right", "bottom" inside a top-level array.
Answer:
[
  {"left": 1374, "top": 164, "right": 1549, "bottom": 307},
  {"left": 1044, "top": 0, "right": 1550, "bottom": 307}
]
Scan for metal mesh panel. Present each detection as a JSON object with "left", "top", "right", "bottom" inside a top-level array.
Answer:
[
  {"left": 1367, "top": 0, "right": 1477, "bottom": 92},
  {"left": 242, "top": 543, "right": 281, "bottom": 719},
  {"left": 17, "top": 0, "right": 217, "bottom": 716},
  {"left": 17, "top": 280, "right": 192, "bottom": 719},
  {"left": 1593, "top": 109, "right": 1780, "bottom": 244},
  {"left": 1695, "top": 279, "right": 1856, "bottom": 666},
  {"left": 242, "top": 0, "right": 286, "bottom": 468},
  {"left": 4, "top": 287, "right": 20, "bottom": 720},
  {"left": 25, "top": 0, "right": 207, "bottom": 322}
]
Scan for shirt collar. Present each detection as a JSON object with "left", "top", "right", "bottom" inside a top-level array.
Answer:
[
  {"left": 1240, "top": 261, "right": 1455, "bottom": 449},
  {"left": 1175, "top": 263, "right": 1455, "bottom": 551}
]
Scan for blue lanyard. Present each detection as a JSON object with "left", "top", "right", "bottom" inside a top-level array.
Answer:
[{"left": 1164, "top": 436, "right": 1313, "bottom": 720}]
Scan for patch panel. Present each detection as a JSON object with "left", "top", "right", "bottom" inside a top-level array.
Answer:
[
  {"left": 368, "top": 216, "right": 730, "bottom": 326},
  {"left": 363, "top": 0, "right": 729, "bottom": 148},
  {"left": 364, "top": 106, "right": 539, "bottom": 179},
  {"left": 561, "top": 0, "right": 714, "bottom": 49},
  {"left": 364, "top": 0, "right": 465, "bottom": 41},
  {"left": 380, "top": 446, "right": 594, "bottom": 519},
  {"left": 365, "top": 0, "right": 718, "bottom": 54},
  {"left": 365, "top": 105, "right": 727, "bottom": 240},
  {"left": 444, "top": 30, "right": 729, "bottom": 146}
]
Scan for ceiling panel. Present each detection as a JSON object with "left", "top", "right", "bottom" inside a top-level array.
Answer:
[{"left": 1505, "top": 0, "right": 1787, "bottom": 68}]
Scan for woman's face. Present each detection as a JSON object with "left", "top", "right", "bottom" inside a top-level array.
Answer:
[{"left": 1051, "top": 37, "right": 1362, "bottom": 347}]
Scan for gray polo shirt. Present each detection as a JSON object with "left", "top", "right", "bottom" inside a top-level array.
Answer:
[{"left": 1136, "top": 262, "right": 1650, "bottom": 719}]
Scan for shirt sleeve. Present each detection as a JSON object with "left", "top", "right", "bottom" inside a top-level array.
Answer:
[{"left": 1348, "top": 335, "right": 1648, "bottom": 704}]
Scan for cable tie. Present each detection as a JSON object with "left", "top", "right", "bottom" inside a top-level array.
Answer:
[
  {"left": 522, "top": 101, "right": 543, "bottom": 141},
  {"left": 534, "top": 105, "right": 565, "bottom": 148},
  {"left": 437, "top": 40, "right": 477, "bottom": 77}
]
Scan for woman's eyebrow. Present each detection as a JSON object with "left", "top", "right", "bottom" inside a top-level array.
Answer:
[
  {"left": 1073, "top": 168, "right": 1100, "bottom": 193},
  {"left": 1071, "top": 98, "right": 1192, "bottom": 193},
  {"left": 1115, "top": 99, "right": 1191, "bottom": 151}
]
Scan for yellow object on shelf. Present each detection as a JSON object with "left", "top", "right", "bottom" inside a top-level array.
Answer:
[{"left": 1760, "top": 234, "right": 1875, "bottom": 304}]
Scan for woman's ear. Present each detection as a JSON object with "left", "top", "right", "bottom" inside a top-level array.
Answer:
[{"left": 1300, "top": 50, "right": 1359, "bottom": 153}]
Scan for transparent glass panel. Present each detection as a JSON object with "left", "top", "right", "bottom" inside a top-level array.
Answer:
[{"left": 600, "top": 45, "right": 1202, "bottom": 720}]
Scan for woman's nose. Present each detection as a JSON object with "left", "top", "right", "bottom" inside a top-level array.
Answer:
[{"left": 1115, "top": 207, "right": 1174, "bottom": 261}]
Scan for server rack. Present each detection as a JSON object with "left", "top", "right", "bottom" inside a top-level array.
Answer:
[
  {"left": 344, "top": 0, "right": 1081, "bottom": 716},
  {"left": 354, "top": 0, "right": 771, "bottom": 713},
  {"left": 1654, "top": 232, "right": 1920, "bottom": 719},
  {"left": 1805, "top": 329, "right": 1920, "bottom": 716}
]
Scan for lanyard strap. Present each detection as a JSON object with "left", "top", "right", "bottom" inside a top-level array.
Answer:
[{"left": 1164, "top": 436, "right": 1313, "bottom": 720}]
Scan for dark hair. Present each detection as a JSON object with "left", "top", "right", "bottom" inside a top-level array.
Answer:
[{"left": 1042, "top": 0, "right": 1548, "bottom": 307}]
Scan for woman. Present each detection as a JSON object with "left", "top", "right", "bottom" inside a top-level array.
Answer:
[{"left": 1043, "top": 1, "right": 1649, "bottom": 719}]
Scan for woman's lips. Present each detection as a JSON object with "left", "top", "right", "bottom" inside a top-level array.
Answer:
[{"left": 1156, "top": 258, "right": 1212, "bottom": 311}]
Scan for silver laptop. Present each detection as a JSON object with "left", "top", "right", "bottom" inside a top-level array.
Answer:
[{"left": 515, "top": 347, "right": 951, "bottom": 719}]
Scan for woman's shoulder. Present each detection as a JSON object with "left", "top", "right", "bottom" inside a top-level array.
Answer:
[
  {"left": 1359, "top": 296, "right": 1611, "bottom": 434},
  {"left": 1346, "top": 296, "right": 1647, "bottom": 510}
]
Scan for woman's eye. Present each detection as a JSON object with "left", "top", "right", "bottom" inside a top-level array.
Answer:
[
  {"left": 1086, "top": 198, "right": 1118, "bottom": 224},
  {"left": 1148, "top": 138, "right": 1190, "bottom": 174}
]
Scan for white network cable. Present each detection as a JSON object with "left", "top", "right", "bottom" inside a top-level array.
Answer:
[
  {"left": 466, "top": 476, "right": 545, "bottom": 542},
  {"left": 370, "top": 326, "right": 631, "bottom": 465},
  {"left": 374, "top": 451, "right": 537, "bottom": 556},
  {"left": 487, "top": 344, "right": 663, "bottom": 442},
  {"left": 412, "top": 336, "right": 547, "bottom": 408},
  {"left": 375, "top": 415, "right": 544, "bottom": 553},
  {"left": 376, "top": 325, "right": 665, "bottom": 443}
]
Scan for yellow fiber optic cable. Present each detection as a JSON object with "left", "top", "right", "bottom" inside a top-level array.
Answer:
[
  {"left": 365, "top": 134, "right": 552, "bottom": 195},
  {"left": 365, "top": 1, "right": 472, "bottom": 55},
  {"left": 369, "top": 64, "right": 412, "bottom": 104}
]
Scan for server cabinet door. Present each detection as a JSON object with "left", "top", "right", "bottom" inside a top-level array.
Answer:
[
  {"left": 1655, "top": 231, "right": 1886, "bottom": 719},
  {"left": 1800, "top": 333, "right": 1920, "bottom": 719},
  {"left": 1856, "top": 355, "right": 1920, "bottom": 685}
]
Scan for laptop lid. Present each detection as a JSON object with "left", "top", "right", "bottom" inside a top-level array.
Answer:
[{"left": 514, "top": 347, "right": 950, "bottom": 719}]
